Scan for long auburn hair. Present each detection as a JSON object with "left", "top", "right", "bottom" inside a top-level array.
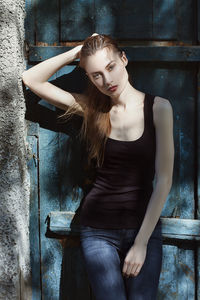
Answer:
[{"left": 63, "top": 34, "right": 124, "bottom": 167}]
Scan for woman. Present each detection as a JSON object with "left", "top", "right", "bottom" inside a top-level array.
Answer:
[{"left": 22, "top": 34, "right": 174, "bottom": 300}]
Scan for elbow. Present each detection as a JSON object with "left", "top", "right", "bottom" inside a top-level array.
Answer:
[
  {"left": 21, "top": 71, "right": 30, "bottom": 87},
  {"left": 21, "top": 70, "right": 36, "bottom": 89},
  {"left": 22, "top": 71, "right": 43, "bottom": 90},
  {"left": 155, "top": 176, "right": 173, "bottom": 191}
]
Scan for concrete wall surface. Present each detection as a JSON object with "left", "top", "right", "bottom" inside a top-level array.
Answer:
[{"left": 0, "top": 1, "right": 31, "bottom": 299}]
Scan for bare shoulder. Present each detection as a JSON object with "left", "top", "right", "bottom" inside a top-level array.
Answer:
[
  {"left": 153, "top": 96, "right": 173, "bottom": 112},
  {"left": 153, "top": 96, "right": 173, "bottom": 126}
]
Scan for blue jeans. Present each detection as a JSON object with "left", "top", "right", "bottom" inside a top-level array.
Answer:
[{"left": 80, "top": 223, "right": 162, "bottom": 300}]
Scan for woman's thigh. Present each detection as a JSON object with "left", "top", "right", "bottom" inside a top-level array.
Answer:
[
  {"left": 123, "top": 224, "right": 163, "bottom": 300},
  {"left": 80, "top": 226, "right": 127, "bottom": 300}
]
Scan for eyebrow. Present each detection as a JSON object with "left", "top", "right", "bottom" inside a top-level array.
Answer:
[{"left": 91, "top": 60, "right": 115, "bottom": 75}]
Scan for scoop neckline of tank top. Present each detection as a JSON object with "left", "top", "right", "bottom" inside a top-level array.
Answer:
[{"left": 107, "top": 93, "right": 147, "bottom": 143}]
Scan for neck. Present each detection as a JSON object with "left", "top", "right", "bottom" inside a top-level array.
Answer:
[{"left": 110, "top": 82, "right": 141, "bottom": 110}]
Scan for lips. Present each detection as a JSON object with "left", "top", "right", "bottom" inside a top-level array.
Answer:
[{"left": 108, "top": 85, "right": 118, "bottom": 92}]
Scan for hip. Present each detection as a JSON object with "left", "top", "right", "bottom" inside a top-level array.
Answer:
[{"left": 80, "top": 221, "right": 162, "bottom": 251}]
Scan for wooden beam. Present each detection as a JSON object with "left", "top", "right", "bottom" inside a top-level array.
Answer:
[
  {"left": 29, "top": 45, "right": 200, "bottom": 62},
  {"left": 27, "top": 135, "right": 41, "bottom": 300},
  {"left": 46, "top": 211, "right": 200, "bottom": 241}
]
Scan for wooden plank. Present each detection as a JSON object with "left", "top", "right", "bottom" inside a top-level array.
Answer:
[
  {"left": 94, "top": 0, "right": 152, "bottom": 39},
  {"left": 47, "top": 212, "right": 200, "bottom": 240},
  {"left": 35, "top": 0, "right": 59, "bottom": 44},
  {"left": 57, "top": 133, "right": 91, "bottom": 300},
  {"left": 39, "top": 124, "right": 63, "bottom": 299},
  {"left": 94, "top": 0, "right": 195, "bottom": 41},
  {"left": 29, "top": 46, "right": 200, "bottom": 62},
  {"left": 177, "top": 249, "right": 195, "bottom": 299},
  {"left": 178, "top": 71, "right": 195, "bottom": 219},
  {"left": 158, "top": 246, "right": 178, "bottom": 299},
  {"left": 158, "top": 246, "right": 195, "bottom": 299},
  {"left": 176, "top": 0, "right": 195, "bottom": 43},
  {"left": 198, "top": 248, "right": 200, "bottom": 299},
  {"left": 27, "top": 135, "right": 41, "bottom": 300},
  {"left": 26, "top": 0, "right": 196, "bottom": 42},
  {"left": 110, "top": 46, "right": 200, "bottom": 62},
  {"left": 47, "top": 211, "right": 79, "bottom": 235},
  {"left": 197, "top": 51, "right": 200, "bottom": 299},
  {"left": 27, "top": 120, "right": 39, "bottom": 137},
  {"left": 38, "top": 73, "right": 62, "bottom": 299},
  {"left": 198, "top": 65, "right": 200, "bottom": 219},
  {"left": 161, "top": 218, "right": 200, "bottom": 238},
  {"left": 198, "top": 0, "right": 200, "bottom": 43},
  {"left": 58, "top": 131, "right": 84, "bottom": 211},
  {"left": 153, "top": 0, "right": 177, "bottom": 39},
  {"left": 56, "top": 66, "right": 84, "bottom": 212},
  {"left": 25, "top": 0, "right": 35, "bottom": 45},
  {"left": 60, "top": 0, "right": 94, "bottom": 41}
]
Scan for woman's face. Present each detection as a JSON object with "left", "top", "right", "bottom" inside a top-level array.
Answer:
[{"left": 84, "top": 47, "right": 129, "bottom": 98}]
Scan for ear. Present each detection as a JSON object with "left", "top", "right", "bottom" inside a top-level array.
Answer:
[{"left": 120, "top": 51, "right": 128, "bottom": 66}]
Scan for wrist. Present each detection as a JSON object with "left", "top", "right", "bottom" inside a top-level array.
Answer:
[
  {"left": 134, "top": 235, "right": 148, "bottom": 247},
  {"left": 62, "top": 46, "right": 82, "bottom": 66},
  {"left": 72, "top": 45, "right": 83, "bottom": 60}
]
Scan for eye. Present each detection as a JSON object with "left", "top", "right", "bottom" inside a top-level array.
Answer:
[
  {"left": 108, "top": 64, "right": 115, "bottom": 71},
  {"left": 93, "top": 73, "right": 101, "bottom": 80}
]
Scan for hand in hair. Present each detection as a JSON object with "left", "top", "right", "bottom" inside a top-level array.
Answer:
[
  {"left": 77, "top": 33, "right": 99, "bottom": 59},
  {"left": 91, "top": 33, "right": 99, "bottom": 37}
]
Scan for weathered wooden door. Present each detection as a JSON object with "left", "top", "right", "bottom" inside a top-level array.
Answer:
[{"left": 25, "top": 1, "right": 200, "bottom": 299}]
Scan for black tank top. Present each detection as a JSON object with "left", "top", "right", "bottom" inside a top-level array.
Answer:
[{"left": 80, "top": 93, "right": 161, "bottom": 229}]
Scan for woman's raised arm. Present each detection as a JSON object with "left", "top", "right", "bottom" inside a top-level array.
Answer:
[{"left": 22, "top": 45, "right": 85, "bottom": 114}]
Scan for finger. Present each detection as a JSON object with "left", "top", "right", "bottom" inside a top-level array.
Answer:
[
  {"left": 131, "top": 263, "right": 142, "bottom": 277},
  {"left": 122, "top": 260, "right": 133, "bottom": 277},
  {"left": 124, "top": 263, "right": 135, "bottom": 278},
  {"left": 122, "top": 261, "right": 128, "bottom": 276},
  {"left": 127, "top": 263, "right": 134, "bottom": 276},
  {"left": 127, "top": 263, "right": 137, "bottom": 277}
]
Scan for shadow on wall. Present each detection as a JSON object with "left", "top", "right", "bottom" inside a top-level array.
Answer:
[
  {"left": 24, "top": 64, "right": 97, "bottom": 300},
  {"left": 24, "top": 65, "right": 95, "bottom": 200}
]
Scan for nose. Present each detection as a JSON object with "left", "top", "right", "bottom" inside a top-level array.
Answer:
[{"left": 103, "top": 73, "right": 113, "bottom": 87}]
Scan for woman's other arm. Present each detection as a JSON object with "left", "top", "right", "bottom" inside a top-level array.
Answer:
[
  {"left": 134, "top": 96, "right": 174, "bottom": 245},
  {"left": 122, "top": 96, "right": 174, "bottom": 277},
  {"left": 22, "top": 45, "right": 85, "bottom": 114}
]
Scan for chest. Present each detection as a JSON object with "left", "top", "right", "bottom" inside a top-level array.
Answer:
[
  {"left": 104, "top": 134, "right": 155, "bottom": 166},
  {"left": 109, "top": 105, "right": 145, "bottom": 140}
]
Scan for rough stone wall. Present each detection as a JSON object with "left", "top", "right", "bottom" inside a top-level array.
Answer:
[{"left": 0, "top": 1, "right": 31, "bottom": 299}]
